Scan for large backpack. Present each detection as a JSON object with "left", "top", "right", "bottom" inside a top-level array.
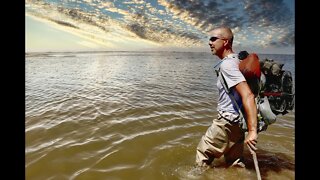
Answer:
[
  {"left": 216, "top": 51, "right": 295, "bottom": 132},
  {"left": 239, "top": 51, "right": 294, "bottom": 131}
]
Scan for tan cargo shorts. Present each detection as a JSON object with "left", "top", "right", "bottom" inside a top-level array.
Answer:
[{"left": 195, "top": 113, "right": 245, "bottom": 167}]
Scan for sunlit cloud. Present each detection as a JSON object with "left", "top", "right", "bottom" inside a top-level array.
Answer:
[{"left": 26, "top": 0, "right": 294, "bottom": 53}]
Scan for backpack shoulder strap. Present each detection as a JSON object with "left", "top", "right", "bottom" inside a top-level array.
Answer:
[
  {"left": 217, "top": 71, "right": 248, "bottom": 131},
  {"left": 218, "top": 71, "right": 245, "bottom": 119}
]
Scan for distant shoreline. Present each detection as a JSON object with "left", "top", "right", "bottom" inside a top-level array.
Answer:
[{"left": 25, "top": 51, "right": 295, "bottom": 56}]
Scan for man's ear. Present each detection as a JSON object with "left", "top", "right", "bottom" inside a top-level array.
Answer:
[{"left": 224, "top": 39, "right": 230, "bottom": 47}]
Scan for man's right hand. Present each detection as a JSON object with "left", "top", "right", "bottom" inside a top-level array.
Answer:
[{"left": 245, "top": 130, "right": 258, "bottom": 152}]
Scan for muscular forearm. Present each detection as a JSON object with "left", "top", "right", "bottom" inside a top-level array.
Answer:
[
  {"left": 242, "top": 91, "right": 258, "bottom": 151},
  {"left": 242, "top": 93, "right": 257, "bottom": 132}
]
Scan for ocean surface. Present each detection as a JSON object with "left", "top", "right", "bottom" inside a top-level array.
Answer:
[{"left": 26, "top": 51, "right": 295, "bottom": 180}]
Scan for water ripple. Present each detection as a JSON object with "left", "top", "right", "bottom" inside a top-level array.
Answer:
[{"left": 26, "top": 52, "right": 295, "bottom": 180}]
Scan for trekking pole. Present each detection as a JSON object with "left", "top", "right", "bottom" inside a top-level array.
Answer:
[{"left": 247, "top": 144, "right": 261, "bottom": 180}]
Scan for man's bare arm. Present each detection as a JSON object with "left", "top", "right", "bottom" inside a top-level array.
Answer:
[{"left": 234, "top": 81, "right": 258, "bottom": 150}]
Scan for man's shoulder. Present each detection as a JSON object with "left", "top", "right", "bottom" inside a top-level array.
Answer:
[{"left": 220, "top": 56, "right": 239, "bottom": 70}]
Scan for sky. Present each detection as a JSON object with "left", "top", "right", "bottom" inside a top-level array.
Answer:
[{"left": 26, "top": 0, "right": 295, "bottom": 54}]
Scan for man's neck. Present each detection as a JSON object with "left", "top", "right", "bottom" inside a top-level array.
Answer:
[{"left": 221, "top": 49, "right": 234, "bottom": 59}]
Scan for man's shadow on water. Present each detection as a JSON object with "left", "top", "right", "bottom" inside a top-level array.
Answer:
[{"left": 242, "top": 148, "right": 295, "bottom": 178}]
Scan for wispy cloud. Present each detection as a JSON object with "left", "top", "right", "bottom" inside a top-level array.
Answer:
[{"left": 26, "top": 0, "right": 294, "bottom": 52}]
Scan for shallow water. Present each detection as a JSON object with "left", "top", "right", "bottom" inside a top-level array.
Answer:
[{"left": 26, "top": 51, "right": 295, "bottom": 180}]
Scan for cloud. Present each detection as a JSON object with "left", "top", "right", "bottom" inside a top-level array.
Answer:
[
  {"left": 51, "top": 19, "right": 79, "bottom": 29},
  {"left": 26, "top": 0, "right": 294, "bottom": 51},
  {"left": 158, "top": 0, "right": 294, "bottom": 48}
]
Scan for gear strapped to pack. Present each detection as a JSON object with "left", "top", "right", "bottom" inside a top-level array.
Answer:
[
  {"left": 214, "top": 51, "right": 294, "bottom": 133},
  {"left": 259, "top": 58, "right": 295, "bottom": 115}
]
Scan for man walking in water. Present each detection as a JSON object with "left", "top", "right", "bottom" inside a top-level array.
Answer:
[{"left": 195, "top": 27, "right": 258, "bottom": 168}]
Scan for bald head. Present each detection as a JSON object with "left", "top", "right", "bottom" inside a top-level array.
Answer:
[{"left": 209, "top": 27, "right": 234, "bottom": 46}]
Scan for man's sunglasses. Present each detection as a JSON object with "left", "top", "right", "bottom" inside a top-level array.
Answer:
[{"left": 209, "top": 36, "right": 227, "bottom": 42}]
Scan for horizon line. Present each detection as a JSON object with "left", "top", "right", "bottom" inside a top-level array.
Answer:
[{"left": 25, "top": 50, "right": 295, "bottom": 56}]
